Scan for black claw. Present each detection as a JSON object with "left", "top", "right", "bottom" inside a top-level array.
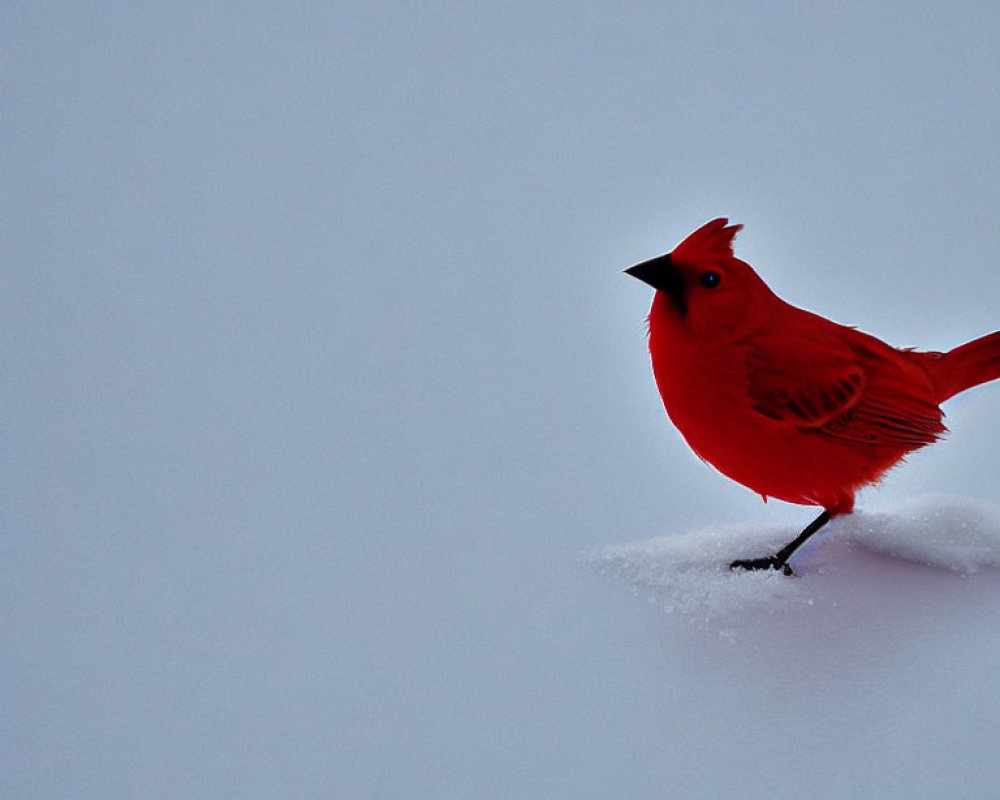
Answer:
[
  {"left": 729, "top": 556, "right": 794, "bottom": 576},
  {"left": 727, "top": 510, "right": 833, "bottom": 578}
]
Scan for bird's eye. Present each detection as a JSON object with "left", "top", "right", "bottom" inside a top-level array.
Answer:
[{"left": 699, "top": 270, "right": 722, "bottom": 289}]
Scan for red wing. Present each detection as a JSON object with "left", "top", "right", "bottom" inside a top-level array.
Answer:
[
  {"left": 748, "top": 340, "right": 865, "bottom": 428},
  {"left": 748, "top": 337, "right": 945, "bottom": 447}
]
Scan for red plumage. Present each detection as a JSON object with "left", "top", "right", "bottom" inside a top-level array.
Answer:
[{"left": 626, "top": 218, "right": 1000, "bottom": 572}]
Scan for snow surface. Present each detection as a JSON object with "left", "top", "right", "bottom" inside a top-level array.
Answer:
[{"left": 590, "top": 494, "right": 1000, "bottom": 643}]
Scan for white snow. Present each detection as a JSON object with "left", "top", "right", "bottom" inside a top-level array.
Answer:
[
  {"left": 843, "top": 494, "right": 1000, "bottom": 574},
  {"left": 588, "top": 494, "right": 1000, "bottom": 630}
]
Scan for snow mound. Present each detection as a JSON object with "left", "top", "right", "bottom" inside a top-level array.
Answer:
[
  {"left": 587, "top": 494, "right": 1000, "bottom": 627},
  {"left": 838, "top": 494, "right": 1000, "bottom": 574}
]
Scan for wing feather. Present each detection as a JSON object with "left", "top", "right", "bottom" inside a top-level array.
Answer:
[{"left": 747, "top": 337, "right": 945, "bottom": 448}]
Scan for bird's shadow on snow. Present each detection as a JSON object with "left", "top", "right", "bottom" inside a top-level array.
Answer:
[{"left": 588, "top": 494, "right": 1000, "bottom": 686}]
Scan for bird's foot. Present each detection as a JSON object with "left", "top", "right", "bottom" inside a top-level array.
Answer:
[{"left": 729, "top": 556, "right": 794, "bottom": 576}]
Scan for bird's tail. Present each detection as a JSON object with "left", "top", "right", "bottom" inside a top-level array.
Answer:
[{"left": 925, "top": 331, "right": 1000, "bottom": 403}]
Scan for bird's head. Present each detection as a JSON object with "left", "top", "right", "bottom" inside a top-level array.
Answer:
[{"left": 625, "top": 218, "right": 780, "bottom": 343}]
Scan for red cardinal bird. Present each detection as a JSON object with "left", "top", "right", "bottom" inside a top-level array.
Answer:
[{"left": 626, "top": 218, "right": 1000, "bottom": 574}]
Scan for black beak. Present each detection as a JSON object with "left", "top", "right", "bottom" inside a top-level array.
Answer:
[
  {"left": 624, "top": 253, "right": 678, "bottom": 291},
  {"left": 625, "top": 253, "right": 684, "bottom": 298},
  {"left": 624, "top": 253, "right": 685, "bottom": 315}
]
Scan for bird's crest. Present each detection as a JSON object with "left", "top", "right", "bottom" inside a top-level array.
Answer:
[{"left": 672, "top": 217, "right": 742, "bottom": 264}]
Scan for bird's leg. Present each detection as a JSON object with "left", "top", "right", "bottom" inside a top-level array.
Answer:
[{"left": 729, "top": 510, "right": 832, "bottom": 576}]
